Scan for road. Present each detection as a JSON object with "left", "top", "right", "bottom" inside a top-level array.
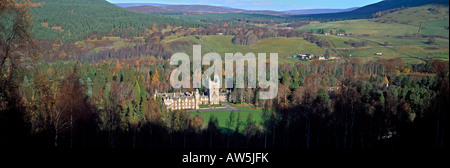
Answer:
[
  {"left": 186, "top": 103, "right": 237, "bottom": 112},
  {"left": 186, "top": 103, "right": 267, "bottom": 113}
]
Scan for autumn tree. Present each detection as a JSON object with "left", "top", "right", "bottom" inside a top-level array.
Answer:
[
  {"left": 427, "top": 36, "right": 435, "bottom": 45},
  {"left": 53, "top": 66, "right": 92, "bottom": 147},
  {"left": 0, "top": 0, "right": 40, "bottom": 147},
  {"left": 151, "top": 23, "right": 158, "bottom": 34},
  {"left": 0, "top": 0, "right": 37, "bottom": 70},
  {"left": 151, "top": 68, "right": 160, "bottom": 85}
]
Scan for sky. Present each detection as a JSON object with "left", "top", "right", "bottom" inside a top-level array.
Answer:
[{"left": 107, "top": 0, "right": 383, "bottom": 11}]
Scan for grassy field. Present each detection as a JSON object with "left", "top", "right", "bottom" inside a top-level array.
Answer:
[
  {"left": 166, "top": 36, "right": 212, "bottom": 57},
  {"left": 374, "top": 5, "right": 449, "bottom": 26},
  {"left": 345, "top": 45, "right": 449, "bottom": 63},
  {"left": 166, "top": 33, "right": 448, "bottom": 64},
  {"left": 300, "top": 19, "right": 422, "bottom": 36},
  {"left": 75, "top": 36, "right": 144, "bottom": 54},
  {"left": 166, "top": 35, "right": 326, "bottom": 64},
  {"left": 200, "top": 35, "right": 325, "bottom": 63},
  {"left": 374, "top": 5, "right": 449, "bottom": 38},
  {"left": 314, "top": 34, "right": 449, "bottom": 63},
  {"left": 299, "top": 5, "right": 449, "bottom": 38},
  {"left": 191, "top": 110, "right": 264, "bottom": 133},
  {"left": 236, "top": 106, "right": 266, "bottom": 112},
  {"left": 315, "top": 34, "right": 380, "bottom": 48}
]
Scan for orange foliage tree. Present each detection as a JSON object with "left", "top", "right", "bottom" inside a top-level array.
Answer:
[
  {"left": 151, "top": 69, "right": 160, "bottom": 85},
  {"left": 0, "top": 0, "right": 42, "bottom": 70}
]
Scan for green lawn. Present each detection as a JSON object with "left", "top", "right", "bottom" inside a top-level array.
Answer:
[
  {"left": 236, "top": 106, "right": 265, "bottom": 112},
  {"left": 191, "top": 110, "right": 264, "bottom": 133}
]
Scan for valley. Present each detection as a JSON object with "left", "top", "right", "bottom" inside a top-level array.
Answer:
[{"left": 0, "top": 0, "right": 449, "bottom": 150}]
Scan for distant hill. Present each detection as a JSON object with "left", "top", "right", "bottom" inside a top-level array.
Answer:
[
  {"left": 163, "top": 5, "right": 245, "bottom": 13},
  {"left": 127, "top": 5, "right": 180, "bottom": 14},
  {"left": 284, "top": 7, "right": 359, "bottom": 15},
  {"left": 127, "top": 4, "right": 290, "bottom": 16},
  {"left": 114, "top": 3, "right": 169, "bottom": 8},
  {"left": 294, "top": 0, "right": 450, "bottom": 20}
]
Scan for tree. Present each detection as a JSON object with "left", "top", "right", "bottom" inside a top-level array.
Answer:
[
  {"left": 151, "top": 69, "right": 160, "bottom": 85},
  {"left": 0, "top": 0, "right": 39, "bottom": 147},
  {"left": 226, "top": 110, "right": 236, "bottom": 148},
  {"left": 151, "top": 23, "right": 158, "bottom": 34},
  {"left": 207, "top": 114, "right": 219, "bottom": 148},
  {"left": 318, "top": 29, "right": 324, "bottom": 34},
  {"left": 324, "top": 50, "right": 330, "bottom": 60},
  {"left": 0, "top": 0, "right": 37, "bottom": 70},
  {"left": 383, "top": 41, "right": 389, "bottom": 46},
  {"left": 54, "top": 66, "right": 91, "bottom": 148},
  {"left": 317, "top": 88, "right": 330, "bottom": 112},
  {"left": 427, "top": 36, "right": 435, "bottom": 45}
]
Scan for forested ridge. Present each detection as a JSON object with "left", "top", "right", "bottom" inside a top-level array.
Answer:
[
  {"left": 291, "top": 0, "right": 450, "bottom": 20},
  {"left": 30, "top": 0, "right": 204, "bottom": 42}
]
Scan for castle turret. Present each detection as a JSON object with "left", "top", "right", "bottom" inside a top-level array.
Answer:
[
  {"left": 154, "top": 89, "right": 158, "bottom": 100},
  {"left": 194, "top": 89, "right": 200, "bottom": 109},
  {"left": 207, "top": 74, "right": 221, "bottom": 105}
]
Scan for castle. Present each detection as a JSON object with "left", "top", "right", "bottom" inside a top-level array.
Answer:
[{"left": 154, "top": 75, "right": 230, "bottom": 111}]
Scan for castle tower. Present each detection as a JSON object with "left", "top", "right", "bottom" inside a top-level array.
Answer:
[
  {"left": 153, "top": 89, "right": 158, "bottom": 100},
  {"left": 194, "top": 89, "right": 200, "bottom": 109},
  {"left": 207, "top": 75, "right": 221, "bottom": 105}
]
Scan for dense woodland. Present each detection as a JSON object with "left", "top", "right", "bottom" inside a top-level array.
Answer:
[
  {"left": 1, "top": 0, "right": 449, "bottom": 149},
  {"left": 31, "top": 0, "right": 204, "bottom": 42},
  {"left": 168, "top": 13, "right": 294, "bottom": 26}
]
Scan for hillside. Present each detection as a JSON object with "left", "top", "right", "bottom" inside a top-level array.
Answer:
[
  {"left": 294, "top": 0, "right": 449, "bottom": 20},
  {"left": 114, "top": 3, "right": 168, "bottom": 8},
  {"left": 374, "top": 4, "right": 449, "bottom": 27},
  {"left": 301, "top": 19, "right": 434, "bottom": 36},
  {"left": 284, "top": 7, "right": 359, "bottom": 15},
  {"left": 30, "top": 0, "right": 203, "bottom": 42}
]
